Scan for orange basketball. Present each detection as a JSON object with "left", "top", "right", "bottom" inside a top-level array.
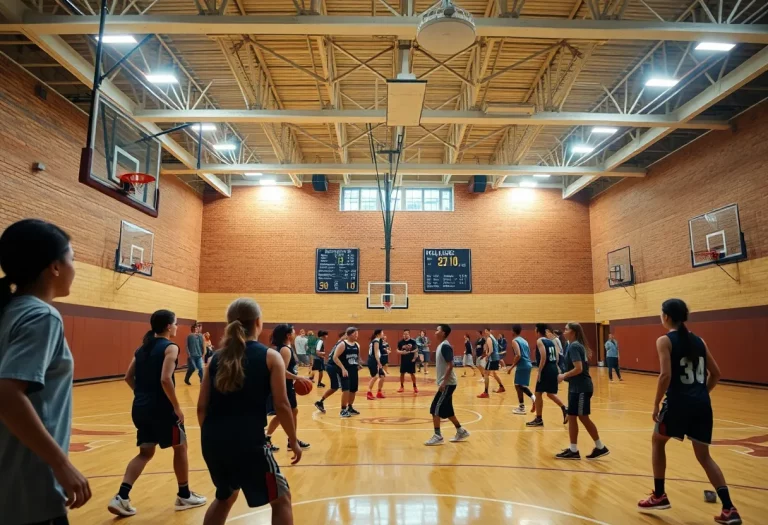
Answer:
[{"left": 294, "top": 378, "right": 313, "bottom": 396}]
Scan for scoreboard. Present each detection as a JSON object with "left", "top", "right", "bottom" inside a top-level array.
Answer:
[
  {"left": 423, "top": 248, "right": 472, "bottom": 292},
  {"left": 315, "top": 248, "right": 359, "bottom": 293}
]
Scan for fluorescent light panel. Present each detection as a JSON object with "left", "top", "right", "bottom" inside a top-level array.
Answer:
[
  {"left": 533, "top": 174, "right": 551, "bottom": 178},
  {"left": 145, "top": 73, "right": 178, "bottom": 84},
  {"left": 191, "top": 123, "right": 216, "bottom": 132},
  {"left": 98, "top": 35, "right": 137, "bottom": 44},
  {"left": 213, "top": 143, "right": 237, "bottom": 151},
  {"left": 259, "top": 179, "right": 276, "bottom": 186},
  {"left": 695, "top": 42, "right": 735, "bottom": 52},
  {"left": 645, "top": 77, "right": 679, "bottom": 88},
  {"left": 572, "top": 144, "right": 594, "bottom": 154},
  {"left": 519, "top": 181, "right": 538, "bottom": 188},
  {"left": 244, "top": 172, "right": 263, "bottom": 177},
  {"left": 592, "top": 127, "right": 618, "bottom": 134}
]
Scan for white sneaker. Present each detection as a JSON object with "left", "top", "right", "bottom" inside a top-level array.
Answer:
[
  {"left": 450, "top": 428, "right": 470, "bottom": 442},
  {"left": 512, "top": 406, "right": 527, "bottom": 415},
  {"left": 477, "top": 378, "right": 485, "bottom": 382},
  {"left": 174, "top": 492, "right": 207, "bottom": 511},
  {"left": 108, "top": 495, "right": 136, "bottom": 516},
  {"left": 424, "top": 434, "right": 445, "bottom": 446}
]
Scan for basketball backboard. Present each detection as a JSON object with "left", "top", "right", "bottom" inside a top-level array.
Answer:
[
  {"left": 689, "top": 204, "right": 746, "bottom": 267},
  {"left": 367, "top": 282, "right": 409, "bottom": 310},
  {"left": 79, "top": 98, "right": 161, "bottom": 216},
  {"left": 116, "top": 220, "right": 154, "bottom": 276},
  {"left": 607, "top": 246, "right": 635, "bottom": 288}
]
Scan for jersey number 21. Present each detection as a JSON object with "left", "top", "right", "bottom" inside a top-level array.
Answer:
[{"left": 680, "top": 357, "right": 705, "bottom": 385}]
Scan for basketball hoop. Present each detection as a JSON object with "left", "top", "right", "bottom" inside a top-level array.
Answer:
[
  {"left": 119, "top": 172, "right": 156, "bottom": 196},
  {"left": 383, "top": 300, "right": 393, "bottom": 313},
  {"left": 695, "top": 250, "right": 722, "bottom": 263},
  {"left": 131, "top": 261, "right": 154, "bottom": 274}
]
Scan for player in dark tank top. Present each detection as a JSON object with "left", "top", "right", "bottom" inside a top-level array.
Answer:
[{"left": 638, "top": 299, "right": 741, "bottom": 525}]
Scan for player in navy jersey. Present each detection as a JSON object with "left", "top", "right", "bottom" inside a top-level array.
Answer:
[
  {"left": 331, "top": 327, "right": 363, "bottom": 418},
  {"left": 474, "top": 331, "right": 486, "bottom": 382},
  {"left": 380, "top": 333, "right": 391, "bottom": 375},
  {"left": 313, "top": 332, "right": 346, "bottom": 414},
  {"left": 309, "top": 330, "right": 328, "bottom": 387},
  {"left": 196, "top": 298, "right": 300, "bottom": 525},
  {"left": 108, "top": 310, "right": 206, "bottom": 516},
  {"left": 366, "top": 329, "right": 387, "bottom": 400},
  {"left": 265, "top": 324, "right": 312, "bottom": 452},
  {"left": 507, "top": 325, "right": 536, "bottom": 414},
  {"left": 397, "top": 329, "right": 420, "bottom": 394},
  {"left": 462, "top": 334, "right": 477, "bottom": 377},
  {"left": 638, "top": 299, "right": 741, "bottom": 525},
  {"left": 527, "top": 324, "right": 567, "bottom": 427}
]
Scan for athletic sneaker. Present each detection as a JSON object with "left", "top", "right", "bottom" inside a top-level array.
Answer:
[
  {"left": 555, "top": 448, "right": 581, "bottom": 460},
  {"left": 512, "top": 406, "right": 527, "bottom": 415},
  {"left": 174, "top": 492, "right": 207, "bottom": 511},
  {"left": 413, "top": 387, "right": 419, "bottom": 394},
  {"left": 314, "top": 400, "right": 326, "bottom": 414},
  {"left": 397, "top": 387, "right": 405, "bottom": 393},
  {"left": 715, "top": 508, "right": 743, "bottom": 525},
  {"left": 265, "top": 436, "right": 279, "bottom": 452},
  {"left": 526, "top": 417, "right": 543, "bottom": 427},
  {"left": 340, "top": 409, "right": 351, "bottom": 418},
  {"left": 477, "top": 378, "right": 485, "bottom": 382},
  {"left": 424, "top": 434, "right": 445, "bottom": 446},
  {"left": 477, "top": 392, "right": 489, "bottom": 399},
  {"left": 288, "top": 440, "right": 311, "bottom": 450},
  {"left": 107, "top": 495, "right": 136, "bottom": 517},
  {"left": 561, "top": 406, "right": 568, "bottom": 424},
  {"left": 637, "top": 492, "right": 671, "bottom": 511},
  {"left": 317, "top": 382, "right": 326, "bottom": 388},
  {"left": 450, "top": 428, "right": 470, "bottom": 442},
  {"left": 366, "top": 391, "right": 375, "bottom": 400},
  {"left": 586, "top": 446, "right": 610, "bottom": 460},
  {"left": 376, "top": 391, "right": 386, "bottom": 399},
  {"left": 347, "top": 406, "right": 361, "bottom": 416},
  {"left": 494, "top": 386, "right": 506, "bottom": 393}
]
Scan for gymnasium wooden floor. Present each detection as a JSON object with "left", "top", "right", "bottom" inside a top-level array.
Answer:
[{"left": 68, "top": 366, "right": 768, "bottom": 524}]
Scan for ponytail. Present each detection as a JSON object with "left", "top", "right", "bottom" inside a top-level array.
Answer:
[
  {"left": 662, "top": 298, "right": 697, "bottom": 362},
  {"left": 139, "top": 309, "right": 176, "bottom": 352},
  {"left": 566, "top": 322, "right": 592, "bottom": 360},
  {"left": 142, "top": 330, "right": 155, "bottom": 347},
  {"left": 216, "top": 319, "right": 247, "bottom": 393}
]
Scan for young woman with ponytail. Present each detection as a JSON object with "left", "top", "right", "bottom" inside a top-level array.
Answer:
[
  {"left": 197, "top": 299, "right": 301, "bottom": 525},
  {"left": 0, "top": 219, "right": 91, "bottom": 524},
  {"left": 109, "top": 310, "right": 207, "bottom": 516},
  {"left": 555, "top": 322, "right": 609, "bottom": 460},
  {"left": 264, "top": 324, "right": 311, "bottom": 452},
  {"left": 638, "top": 299, "right": 741, "bottom": 525}
]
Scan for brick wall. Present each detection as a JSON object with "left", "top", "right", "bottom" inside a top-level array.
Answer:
[
  {"left": 590, "top": 101, "right": 768, "bottom": 294},
  {"left": 200, "top": 185, "right": 593, "bottom": 295},
  {"left": 0, "top": 54, "right": 203, "bottom": 292}
]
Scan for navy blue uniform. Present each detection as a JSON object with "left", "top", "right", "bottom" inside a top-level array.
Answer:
[
  {"left": 267, "top": 346, "right": 297, "bottom": 412},
  {"left": 535, "top": 338, "right": 560, "bottom": 394},
  {"left": 325, "top": 340, "right": 344, "bottom": 390},
  {"left": 380, "top": 341, "right": 390, "bottom": 366},
  {"left": 367, "top": 338, "right": 385, "bottom": 377},
  {"left": 475, "top": 337, "right": 485, "bottom": 358},
  {"left": 338, "top": 341, "right": 360, "bottom": 392},
  {"left": 655, "top": 331, "right": 713, "bottom": 444},
  {"left": 311, "top": 340, "right": 325, "bottom": 371},
  {"left": 398, "top": 338, "right": 419, "bottom": 374},
  {"left": 131, "top": 338, "right": 185, "bottom": 448},
  {"left": 202, "top": 341, "right": 289, "bottom": 506}
]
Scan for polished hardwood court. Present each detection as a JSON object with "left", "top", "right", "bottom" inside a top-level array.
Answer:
[{"left": 67, "top": 367, "right": 768, "bottom": 524}]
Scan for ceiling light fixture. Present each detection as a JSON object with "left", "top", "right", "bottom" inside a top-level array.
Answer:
[
  {"left": 145, "top": 73, "right": 178, "bottom": 84},
  {"left": 244, "top": 172, "right": 263, "bottom": 177},
  {"left": 592, "top": 127, "right": 618, "bottom": 134},
  {"left": 213, "top": 143, "right": 237, "bottom": 151},
  {"left": 190, "top": 123, "right": 216, "bottom": 132},
  {"left": 98, "top": 35, "right": 137, "bottom": 44},
  {"left": 645, "top": 77, "right": 679, "bottom": 88},
  {"left": 695, "top": 42, "right": 735, "bottom": 52},
  {"left": 519, "top": 181, "right": 538, "bottom": 188},
  {"left": 259, "top": 179, "right": 276, "bottom": 186},
  {"left": 533, "top": 174, "right": 551, "bottom": 178},
  {"left": 572, "top": 144, "right": 594, "bottom": 154}
]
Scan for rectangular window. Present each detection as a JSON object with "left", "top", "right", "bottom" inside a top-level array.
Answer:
[{"left": 341, "top": 187, "right": 453, "bottom": 212}]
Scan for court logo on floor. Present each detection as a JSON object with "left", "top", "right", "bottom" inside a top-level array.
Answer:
[
  {"left": 358, "top": 416, "right": 432, "bottom": 426},
  {"left": 712, "top": 434, "right": 768, "bottom": 457},
  {"left": 69, "top": 427, "right": 128, "bottom": 453}
]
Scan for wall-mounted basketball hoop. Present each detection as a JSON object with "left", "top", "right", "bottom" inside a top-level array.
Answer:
[{"left": 119, "top": 172, "right": 156, "bottom": 196}]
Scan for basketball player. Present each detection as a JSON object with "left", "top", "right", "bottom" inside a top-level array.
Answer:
[
  {"left": 108, "top": 310, "right": 207, "bottom": 516},
  {"left": 265, "top": 325, "right": 311, "bottom": 452},
  {"left": 196, "top": 298, "right": 299, "bottom": 525},
  {"left": 507, "top": 325, "right": 536, "bottom": 413},
  {"left": 637, "top": 299, "right": 741, "bottom": 525},
  {"left": 309, "top": 330, "right": 327, "bottom": 387},
  {"left": 474, "top": 330, "right": 486, "bottom": 383},
  {"left": 184, "top": 322, "right": 204, "bottom": 385},
  {"left": 366, "top": 329, "right": 386, "bottom": 400},
  {"left": 497, "top": 333, "right": 508, "bottom": 369},
  {"left": 0, "top": 219, "right": 92, "bottom": 524},
  {"left": 416, "top": 330, "right": 430, "bottom": 374},
  {"left": 397, "top": 329, "right": 419, "bottom": 393},
  {"left": 380, "top": 333, "right": 391, "bottom": 375},
  {"left": 605, "top": 333, "right": 623, "bottom": 381},
  {"left": 478, "top": 328, "right": 504, "bottom": 398},
  {"left": 554, "top": 329, "right": 567, "bottom": 371},
  {"left": 555, "top": 322, "right": 609, "bottom": 460},
  {"left": 313, "top": 332, "right": 345, "bottom": 414},
  {"left": 527, "top": 324, "right": 567, "bottom": 426},
  {"left": 333, "top": 327, "right": 363, "bottom": 418},
  {"left": 424, "top": 324, "right": 470, "bottom": 446},
  {"left": 462, "top": 334, "right": 477, "bottom": 377},
  {"left": 545, "top": 327, "right": 564, "bottom": 372}
]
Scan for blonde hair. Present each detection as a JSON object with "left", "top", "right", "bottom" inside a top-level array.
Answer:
[
  {"left": 566, "top": 321, "right": 592, "bottom": 359},
  {"left": 216, "top": 298, "right": 262, "bottom": 393}
]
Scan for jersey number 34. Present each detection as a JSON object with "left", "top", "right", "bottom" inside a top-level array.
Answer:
[{"left": 680, "top": 357, "right": 705, "bottom": 385}]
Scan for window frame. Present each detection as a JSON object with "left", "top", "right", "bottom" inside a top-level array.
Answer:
[{"left": 340, "top": 186, "right": 453, "bottom": 212}]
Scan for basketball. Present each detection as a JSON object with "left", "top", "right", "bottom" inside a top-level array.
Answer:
[{"left": 294, "top": 378, "right": 313, "bottom": 396}]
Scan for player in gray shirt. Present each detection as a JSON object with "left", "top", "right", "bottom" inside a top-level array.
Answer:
[
  {"left": 424, "top": 324, "right": 470, "bottom": 446},
  {"left": 0, "top": 219, "right": 91, "bottom": 525}
]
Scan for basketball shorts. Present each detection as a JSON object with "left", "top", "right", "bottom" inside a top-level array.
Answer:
[
  {"left": 134, "top": 415, "right": 186, "bottom": 449},
  {"left": 381, "top": 354, "right": 389, "bottom": 366},
  {"left": 312, "top": 358, "right": 325, "bottom": 371},
  {"left": 486, "top": 359, "right": 500, "bottom": 371},
  {"left": 266, "top": 388, "right": 297, "bottom": 414},
  {"left": 202, "top": 435, "right": 290, "bottom": 507},
  {"left": 368, "top": 360, "right": 385, "bottom": 377},
  {"left": 535, "top": 366, "right": 559, "bottom": 394},
  {"left": 462, "top": 354, "right": 474, "bottom": 367},
  {"left": 567, "top": 391, "right": 593, "bottom": 416},
  {"left": 655, "top": 398, "right": 713, "bottom": 444},
  {"left": 514, "top": 366, "right": 532, "bottom": 386},
  {"left": 419, "top": 349, "right": 430, "bottom": 363},
  {"left": 476, "top": 357, "right": 487, "bottom": 369},
  {"left": 430, "top": 385, "right": 457, "bottom": 419},
  {"left": 340, "top": 369, "right": 359, "bottom": 393},
  {"left": 400, "top": 359, "right": 416, "bottom": 375}
]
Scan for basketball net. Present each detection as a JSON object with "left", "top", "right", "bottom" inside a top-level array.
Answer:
[
  {"left": 695, "top": 250, "right": 720, "bottom": 263},
  {"left": 119, "top": 172, "right": 155, "bottom": 196},
  {"left": 383, "top": 300, "right": 393, "bottom": 313}
]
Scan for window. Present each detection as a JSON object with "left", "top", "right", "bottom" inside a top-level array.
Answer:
[{"left": 340, "top": 186, "right": 453, "bottom": 211}]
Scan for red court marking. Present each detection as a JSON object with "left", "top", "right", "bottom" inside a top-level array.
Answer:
[
  {"left": 72, "top": 427, "right": 128, "bottom": 436},
  {"left": 712, "top": 434, "right": 768, "bottom": 457}
]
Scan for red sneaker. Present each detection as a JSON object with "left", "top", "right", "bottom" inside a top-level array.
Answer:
[
  {"left": 366, "top": 391, "right": 375, "bottom": 401},
  {"left": 397, "top": 387, "right": 404, "bottom": 393},
  {"left": 715, "top": 508, "right": 742, "bottom": 525},
  {"left": 477, "top": 392, "right": 490, "bottom": 399},
  {"left": 376, "top": 391, "right": 386, "bottom": 399},
  {"left": 637, "top": 492, "right": 671, "bottom": 511},
  {"left": 494, "top": 386, "right": 506, "bottom": 393},
  {"left": 413, "top": 387, "right": 419, "bottom": 394}
]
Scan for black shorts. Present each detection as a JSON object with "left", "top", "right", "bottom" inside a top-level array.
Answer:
[
  {"left": 400, "top": 359, "right": 416, "bottom": 374},
  {"left": 567, "top": 391, "right": 592, "bottom": 416},
  {"left": 134, "top": 416, "right": 186, "bottom": 449},
  {"left": 381, "top": 354, "right": 389, "bottom": 366},
  {"left": 312, "top": 358, "right": 325, "bottom": 371},
  {"left": 326, "top": 364, "right": 342, "bottom": 390},
  {"left": 536, "top": 366, "right": 559, "bottom": 394},
  {"left": 340, "top": 369, "right": 359, "bottom": 392},
  {"left": 202, "top": 435, "right": 290, "bottom": 507},
  {"left": 266, "top": 388, "right": 297, "bottom": 414},
  {"left": 368, "top": 360, "right": 385, "bottom": 377},
  {"left": 430, "top": 385, "right": 457, "bottom": 418},
  {"left": 655, "top": 398, "right": 713, "bottom": 444},
  {"left": 486, "top": 360, "right": 500, "bottom": 371}
]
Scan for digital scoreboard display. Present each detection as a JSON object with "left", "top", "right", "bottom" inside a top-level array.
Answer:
[
  {"left": 423, "top": 248, "right": 472, "bottom": 292},
  {"left": 315, "top": 248, "right": 359, "bottom": 293}
]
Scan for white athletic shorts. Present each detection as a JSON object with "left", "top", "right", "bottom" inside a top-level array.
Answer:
[
  {"left": 477, "top": 357, "right": 487, "bottom": 369},
  {"left": 462, "top": 354, "right": 474, "bottom": 367}
]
